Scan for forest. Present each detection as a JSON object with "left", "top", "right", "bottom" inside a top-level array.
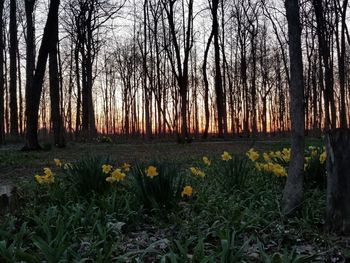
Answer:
[
  {"left": 0, "top": 0, "right": 350, "bottom": 262},
  {"left": 0, "top": 0, "right": 348, "bottom": 146}
]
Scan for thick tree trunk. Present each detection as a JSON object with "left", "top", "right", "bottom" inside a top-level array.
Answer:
[
  {"left": 313, "top": 0, "right": 336, "bottom": 130},
  {"left": 282, "top": 0, "right": 305, "bottom": 215},
  {"left": 49, "top": 45, "right": 65, "bottom": 147},
  {"left": 326, "top": 128, "right": 350, "bottom": 233},
  {"left": 24, "top": 0, "right": 36, "bottom": 140},
  {"left": 0, "top": 0, "right": 4, "bottom": 145},
  {"left": 212, "top": 0, "right": 224, "bottom": 138},
  {"left": 9, "top": 0, "right": 18, "bottom": 136},
  {"left": 23, "top": 0, "right": 60, "bottom": 151},
  {"left": 48, "top": 10, "right": 65, "bottom": 148}
]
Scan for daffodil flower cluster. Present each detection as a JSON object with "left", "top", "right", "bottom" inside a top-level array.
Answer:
[
  {"left": 266, "top": 148, "right": 291, "bottom": 162},
  {"left": 35, "top": 168, "right": 54, "bottom": 185},
  {"left": 255, "top": 162, "right": 287, "bottom": 177},
  {"left": 190, "top": 167, "right": 205, "bottom": 177},
  {"left": 103, "top": 163, "right": 130, "bottom": 183}
]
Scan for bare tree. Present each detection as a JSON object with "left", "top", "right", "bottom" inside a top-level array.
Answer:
[
  {"left": 9, "top": 0, "right": 18, "bottom": 136},
  {"left": 162, "top": 0, "right": 194, "bottom": 142},
  {"left": 23, "top": 0, "right": 60, "bottom": 150},
  {"left": 282, "top": 0, "right": 305, "bottom": 215},
  {"left": 0, "top": 0, "right": 4, "bottom": 145}
]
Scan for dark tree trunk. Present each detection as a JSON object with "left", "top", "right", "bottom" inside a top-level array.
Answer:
[
  {"left": 211, "top": 0, "right": 224, "bottom": 138},
  {"left": 75, "top": 44, "right": 81, "bottom": 136},
  {"left": 338, "top": 0, "right": 348, "bottom": 128},
  {"left": 326, "top": 128, "right": 350, "bottom": 233},
  {"left": 143, "top": 0, "right": 152, "bottom": 140},
  {"left": 9, "top": 0, "right": 18, "bottom": 136},
  {"left": 23, "top": 0, "right": 60, "bottom": 151},
  {"left": 0, "top": 0, "right": 4, "bottom": 145},
  {"left": 202, "top": 30, "right": 213, "bottom": 139},
  {"left": 313, "top": 0, "right": 336, "bottom": 130},
  {"left": 25, "top": 0, "right": 36, "bottom": 138},
  {"left": 49, "top": 19, "right": 65, "bottom": 147},
  {"left": 163, "top": 0, "right": 193, "bottom": 142},
  {"left": 282, "top": 0, "right": 305, "bottom": 215}
]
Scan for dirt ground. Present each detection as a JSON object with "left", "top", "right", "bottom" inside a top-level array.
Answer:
[{"left": 0, "top": 137, "right": 321, "bottom": 185}]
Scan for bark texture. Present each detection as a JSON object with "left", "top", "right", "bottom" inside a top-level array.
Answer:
[
  {"left": 281, "top": 0, "right": 305, "bottom": 215},
  {"left": 326, "top": 128, "right": 350, "bottom": 233}
]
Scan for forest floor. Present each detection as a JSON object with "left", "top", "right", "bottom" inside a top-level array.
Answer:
[
  {"left": 0, "top": 137, "right": 321, "bottom": 184},
  {"left": 2, "top": 137, "right": 348, "bottom": 262}
]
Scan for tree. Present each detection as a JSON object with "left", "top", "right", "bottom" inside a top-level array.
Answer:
[
  {"left": 0, "top": 0, "right": 4, "bottom": 145},
  {"left": 211, "top": 0, "right": 225, "bottom": 138},
  {"left": 23, "top": 0, "right": 60, "bottom": 150},
  {"left": 281, "top": 0, "right": 305, "bottom": 215},
  {"left": 162, "top": 0, "right": 194, "bottom": 142},
  {"left": 312, "top": 0, "right": 336, "bottom": 130},
  {"left": 49, "top": 5, "right": 65, "bottom": 147},
  {"left": 24, "top": 0, "right": 36, "bottom": 137},
  {"left": 202, "top": 30, "right": 214, "bottom": 139},
  {"left": 9, "top": 0, "right": 18, "bottom": 136}
]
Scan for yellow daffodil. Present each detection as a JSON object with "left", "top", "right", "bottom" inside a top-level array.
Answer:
[
  {"left": 255, "top": 162, "right": 263, "bottom": 171},
  {"left": 44, "top": 168, "right": 53, "bottom": 177},
  {"left": 111, "top": 169, "right": 126, "bottom": 182},
  {"left": 54, "top": 158, "right": 62, "bottom": 167},
  {"left": 221, "top": 151, "right": 232, "bottom": 161},
  {"left": 255, "top": 162, "right": 287, "bottom": 177},
  {"left": 34, "top": 174, "right": 44, "bottom": 184},
  {"left": 181, "top": 186, "right": 193, "bottom": 197},
  {"left": 263, "top": 152, "right": 270, "bottom": 161},
  {"left": 102, "top": 164, "right": 113, "bottom": 174},
  {"left": 121, "top": 162, "right": 131, "bottom": 172},
  {"left": 281, "top": 148, "right": 291, "bottom": 162},
  {"left": 35, "top": 168, "right": 54, "bottom": 185},
  {"left": 311, "top": 149, "right": 318, "bottom": 157},
  {"left": 246, "top": 148, "right": 259, "bottom": 162},
  {"left": 190, "top": 167, "right": 205, "bottom": 177},
  {"left": 146, "top": 165, "right": 158, "bottom": 178},
  {"left": 202, "top": 156, "right": 211, "bottom": 166},
  {"left": 106, "top": 176, "right": 117, "bottom": 183},
  {"left": 319, "top": 151, "right": 326, "bottom": 164},
  {"left": 190, "top": 167, "right": 197, "bottom": 175}
]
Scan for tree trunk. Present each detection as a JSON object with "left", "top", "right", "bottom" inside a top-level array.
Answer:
[
  {"left": 9, "top": 0, "right": 18, "bottom": 136},
  {"left": 326, "top": 128, "right": 350, "bottom": 233},
  {"left": 212, "top": 0, "right": 224, "bottom": 138},
  {"left": 49, "top": 27, "right": 65, "bottom": 147},
  {"left": 338, "top": 0, "right": 348, "bottom": 128},
  {"left": 23, "top": 0, "right": 60, "bottom": 151},
  {"left": 202, "top": 30, "right": 213, "bottom": 139},
  {"left": 282, "top": 0, "right": 305, "bottom": 215},
  {"left": 75, "top": 44, "right": 81, "bottom": 136},
  {"left": 0, "top": 0, "right": 4, "bottom": 145}
]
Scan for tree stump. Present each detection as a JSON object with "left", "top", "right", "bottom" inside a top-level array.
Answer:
[
  {"left": 326, "top": 128, "right": 350, "bottom": 233},
  {"left": 0, "top": 184, "right": 17, "bottom": 215}
]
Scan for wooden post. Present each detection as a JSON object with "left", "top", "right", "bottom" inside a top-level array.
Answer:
[{"left": 326, "top": 128, "right": 350, "bottom": 233}]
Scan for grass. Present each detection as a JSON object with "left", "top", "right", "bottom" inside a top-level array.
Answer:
[{"left": 1, "top": 137, "right": 347, "bottom": 262}]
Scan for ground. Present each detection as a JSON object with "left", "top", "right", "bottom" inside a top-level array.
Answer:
[
  {"left": 2, "top": 137, "right": 347, "bottom": 262},
  {"left": 0, "top": 138, "right": 296, "bottom": 184}
]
